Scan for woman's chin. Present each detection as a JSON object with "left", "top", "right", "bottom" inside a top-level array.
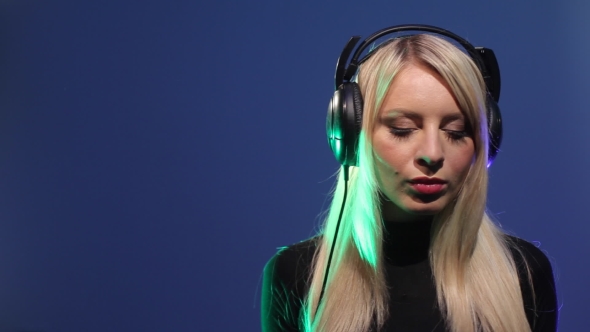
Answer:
[{"left": 401, "top": 199, "right": 449, "bottom": 218}]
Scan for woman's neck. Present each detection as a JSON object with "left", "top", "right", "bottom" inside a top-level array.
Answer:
[{"left": 380, "top": 199, "right": 434, "bottom": 265}]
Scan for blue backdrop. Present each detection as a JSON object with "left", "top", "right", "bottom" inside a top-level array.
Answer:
[{"left": 0, "top": 0, "right": 584, "bottom": 331}]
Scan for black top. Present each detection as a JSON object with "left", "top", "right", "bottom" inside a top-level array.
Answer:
[{"left": 261, "top": 220, "right": 558, "bottom": 331}]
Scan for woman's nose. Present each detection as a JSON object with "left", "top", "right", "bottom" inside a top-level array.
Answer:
[{"left": 416, "top": 129, "right": 444, "bottom": 171}]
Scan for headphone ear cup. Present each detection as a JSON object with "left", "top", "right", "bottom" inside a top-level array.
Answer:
[
  {"left": 486, "top": 94, "right": 502, "bottom": 164},
  {"left": 327, "top": 82, "right": 364, "bottom": 166}
]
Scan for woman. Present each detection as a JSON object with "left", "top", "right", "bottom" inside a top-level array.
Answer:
[{"left": 261, "top": 25, "right": 558, "bottom": 332}]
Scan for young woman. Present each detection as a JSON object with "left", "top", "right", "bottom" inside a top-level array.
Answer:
[{"left": 261, "top": 25, "right": 558, "bottom": 332}]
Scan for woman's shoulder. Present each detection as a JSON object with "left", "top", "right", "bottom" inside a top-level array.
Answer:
[
  {"left": 263, "top": 237, "right": 319, "bottom": 287},
  {"left": 504, "top": 235, "right": 559, "bottom": 331},
  {"left": 504, "top": 235, "right": 555, "bottom": 278},
  {"left": 261, "top": 237, "right": 319, "bottom": 331}
]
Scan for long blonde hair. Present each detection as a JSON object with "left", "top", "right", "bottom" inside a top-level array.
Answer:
[{"left": 302, "top": 34, "right": 531, "bottom": 332}]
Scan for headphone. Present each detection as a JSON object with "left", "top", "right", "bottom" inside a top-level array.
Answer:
[{"left": 326, "top": 24, "right": 503, "bottom": 167}]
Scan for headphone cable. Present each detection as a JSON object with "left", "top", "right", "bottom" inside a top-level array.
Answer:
[{"left": 314, "top": 165, "right": 349, "bottom": 319}]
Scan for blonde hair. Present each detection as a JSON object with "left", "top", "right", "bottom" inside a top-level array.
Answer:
[{"left": 302, "top": 35, "right": 531, "bottom": 332}]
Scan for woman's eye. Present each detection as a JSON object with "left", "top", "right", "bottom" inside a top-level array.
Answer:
[
  {"left": 443, "top": 129, "right": 468, "bottom": 141},
  {"left": 389, "top": 127, "right": 415, "bottom": 137}
]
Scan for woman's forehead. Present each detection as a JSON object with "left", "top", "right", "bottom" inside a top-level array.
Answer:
[{"left": 378, "top": 63, "right": 462, "bottom": 118}]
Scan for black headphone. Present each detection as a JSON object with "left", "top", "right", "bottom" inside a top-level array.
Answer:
[{"left": 326, "top": 24, "right": 503, "bottom": 167}]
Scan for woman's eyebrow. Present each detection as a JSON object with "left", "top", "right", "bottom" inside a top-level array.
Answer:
[
  {"left": 381, "top": 109, "right": 421, "bottom": 119},
  {"left": 382, "top": 110, "right": 465, "bottom": 122},
  {"left": 443, "top": 113, "right": 465, "bottom": 122}
]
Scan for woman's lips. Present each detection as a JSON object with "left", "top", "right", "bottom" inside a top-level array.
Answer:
[{"left": 409, "top": 177, "right": 447, "bottom": 195}]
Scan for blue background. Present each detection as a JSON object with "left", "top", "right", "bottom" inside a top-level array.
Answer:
[{"left": 0, "top": 0, "right": 585, "bottom": 331}]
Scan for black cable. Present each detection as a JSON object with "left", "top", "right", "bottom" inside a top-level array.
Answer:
[{"left": 314, "top": 165, "right": 350, "bottom": 319}]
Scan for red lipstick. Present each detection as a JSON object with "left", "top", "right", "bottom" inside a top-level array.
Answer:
[{"left": 409, "top": 177, "right": 447, "bottom": 195}]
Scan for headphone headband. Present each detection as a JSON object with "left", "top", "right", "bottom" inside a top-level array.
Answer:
[{"left": 334, "top": 24, "right": 501, "bottom": 102}]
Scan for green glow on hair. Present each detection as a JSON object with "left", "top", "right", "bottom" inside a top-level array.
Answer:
[
  {"left": 324, "top": 133, "right": 382, "bottom": 269},
  {"left": 348, "top": 63, "right": 397, "bottom": 268},
  {"left": 349, "top": 132, "right": 380, "bottom": 268},
  {"left": 300, "top": 133, "right": 382, "bottom": 331},
  {"left": 301, "top": 58, "right": 401, "bottom": 332}
]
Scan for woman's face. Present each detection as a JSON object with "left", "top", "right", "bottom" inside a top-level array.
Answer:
[{"left": 372, "top": 62, "right": 475, "bottom": 222}]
